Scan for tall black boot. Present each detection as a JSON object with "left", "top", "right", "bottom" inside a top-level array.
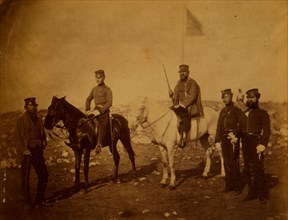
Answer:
[
  {"left": 179, "top": 132, "right": 187, "bottom": 148},
  {"left": 35, "top": 181, "right": 47, "bottom": 206}
]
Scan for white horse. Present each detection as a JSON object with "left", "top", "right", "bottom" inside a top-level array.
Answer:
[{"left": 130, "top": 99, "right": 225, "bottom": 189}]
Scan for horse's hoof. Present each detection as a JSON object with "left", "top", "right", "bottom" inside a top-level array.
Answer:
[
  {"left": 79, "top": 189, "right": 87, "bottom": 194},
  {"left": 110, "top": 178, "right": 121, "bottom": 184},
  {"left": 168, "top": 185, "right": 176, "bottom": 190},
  {"left": 159, "top": 183, "right": 167, "bottom": 188},
  {"left": 73, "top": 184, "right": 80, "bottom": 190}
]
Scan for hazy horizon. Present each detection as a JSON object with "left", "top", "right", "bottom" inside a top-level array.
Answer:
[{"left": 0, "top": 0, "right": 287, "bottom": 113}]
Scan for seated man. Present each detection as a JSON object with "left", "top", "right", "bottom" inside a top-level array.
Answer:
[
  {"left": 169, "top": 64, "right": 204, "bottom": 148},
  {"left": 85, "top": 69, "right": 112, "bottom": 154}
]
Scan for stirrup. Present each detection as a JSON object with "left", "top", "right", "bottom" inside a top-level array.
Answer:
[{"left": 95, "top": 144, "right": 102, "bottom": 154}]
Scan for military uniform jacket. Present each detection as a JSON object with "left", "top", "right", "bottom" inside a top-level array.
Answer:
[
  {"left": 16, "top": 112, "right": 46, "bottom": 157},
  {"left": 85, "top": 83, "right": 112, "bottom": 114},
  {"left": 172, "top": 77, "right": 204, "bottom": 117},
  {"left": 240, "top": 107, "right": 271, "bottom": 147},
  {"left": 215, "top": 103, "right": 242, "bottom": 143}
]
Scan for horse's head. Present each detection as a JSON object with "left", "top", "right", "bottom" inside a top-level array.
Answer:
[
  {"left": 129, "top": 99, "right": 149, "bottom": 131},
  {"left": 44, "top": 96, "right": 67, "bottom": 130}
]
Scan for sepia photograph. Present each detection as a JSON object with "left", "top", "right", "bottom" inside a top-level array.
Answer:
[{"left": 0, "top": 0, "right": 287, "bottom": 219}]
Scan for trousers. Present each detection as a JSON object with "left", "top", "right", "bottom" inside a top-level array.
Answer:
[
  {"left": 21, "top": 147, "right": 48, "bottom": 205},
  {"left": 221, "top": 135, "right": 241, "bottom": 190},
  {"left": 241, "top": 134, "right": 267, "bottom": 199},
  {"left": 95, "top": 112, "right": 109, "bottom": 147}
]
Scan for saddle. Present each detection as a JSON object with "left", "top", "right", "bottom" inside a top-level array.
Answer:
[{"left": 170, "top": 106, "right": 201, "bottom": 148}]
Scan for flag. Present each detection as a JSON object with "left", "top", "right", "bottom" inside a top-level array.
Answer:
[{"left": 186, "top": 8, "right": 203, "bottom": 36}]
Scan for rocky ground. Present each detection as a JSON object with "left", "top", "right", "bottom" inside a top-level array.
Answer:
[{"left": 0, "top": 101, "right": 287, "bottom": 220}]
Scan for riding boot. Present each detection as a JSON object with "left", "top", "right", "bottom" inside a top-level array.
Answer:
[
  {"left": 242, "top": 174, "right": 257, "bottom": 201},
  {"left": 35, "top": 180, "right": 47, "bottom": 207},
  {"left": 95, "top": 144, "right": 102, "bottom": 154},
  {"left": 179, "top": 132, "right": 187, "bottom": 148},
  {"left": 94, "top": 119, "right": 102, "bottom": 155}
]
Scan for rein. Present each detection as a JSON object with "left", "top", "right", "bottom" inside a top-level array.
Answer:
[
  {"left": 49, "top": 115, "right": 97, "bottom": 140},
  {"left": 140, "top": 108, "right": 174, "bottom": 145},
  {"left": 141, "top": 109, "right": 171, "bottom": 129}
]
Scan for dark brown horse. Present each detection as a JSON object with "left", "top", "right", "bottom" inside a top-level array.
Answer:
[{"left": 44, "top": 96, "right": 136, "bottom": 192}]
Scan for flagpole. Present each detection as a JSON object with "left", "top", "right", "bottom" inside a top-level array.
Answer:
[{"left": 181, "top": 6, "right": 185, "bottom": 63}]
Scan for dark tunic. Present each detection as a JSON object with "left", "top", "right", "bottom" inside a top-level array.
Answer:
[
  {"left": 240, "top": 106, "right": 271, "bottom": 199},
  {"left": 215, "top": 102, "right": 242, "bottom": 190}
]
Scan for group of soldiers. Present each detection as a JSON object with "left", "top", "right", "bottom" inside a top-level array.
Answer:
[
  {"left": 16, "top": 64, "right": 270, "bottom": 208},
  {"left": 169, "top": 64, "right": 271, "bottom": 205}
]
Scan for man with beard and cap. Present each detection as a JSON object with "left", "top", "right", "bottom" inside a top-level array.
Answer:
[
  {"left": 86, "top": 69, "right": 112, "bottom": 154},
  {"left": 16, "top": 97, "right": 48, "bottom": 208},
  {"left": 168, "top": 64, "right": 204, "bottom": 148},
  {"left": 240, "top": 88, "right": 271, "bottom": 204},
  {"left": 215, "top": 89, "right": 242, "bottom": 193}
]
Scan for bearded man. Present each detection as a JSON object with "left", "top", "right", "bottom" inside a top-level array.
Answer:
[
  {"left": 240, "top": 88, "right": 271, "bottom": 204},
  {"left": 168, "top": 64, "right": 204, "bottom": 148}
]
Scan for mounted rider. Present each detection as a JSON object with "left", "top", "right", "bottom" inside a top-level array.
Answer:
[
  {"left": 169, "top": 64, "right": 204, "bottom": 148},
  {"left": 85, "top": 69, "right": 113, "bottom": 154}
]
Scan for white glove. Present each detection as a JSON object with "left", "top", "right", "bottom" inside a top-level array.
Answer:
[
  {"left": 23, "top": 149, "right": 31, "bottom": 156},
  {"left": 92, "top": 110, "right": 101, "bottom": 116},
  {"left": 85, "top": 110, "right": 94, "bottom": 116},
  {"left": 168, "top": 89, "right": 174, "bottom": 98},
  {"left": 174, "top": 103, "right": 186, "bottom": 109},
  {"left": 86, "top": 110, "right": 100, "bottom": 116},
  {"left": 256, "top": 144, "right": 266, "bottom": 154},
  {"left": 227, "top": 132, "right": 238, "bottom": 144},
  {"left": 215, "top": 142, "right": 221, "bottom": 151},
  {"left": 179, "top": 103, "right": 186, "bottom": 108}
]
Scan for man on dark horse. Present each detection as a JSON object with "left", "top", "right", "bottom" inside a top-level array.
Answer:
[
  {"left": 85, "top": 69, "right": 112, "bottom": 154},
  {"left": 169, "top": 64, "right": 204, "bottom": 148}
]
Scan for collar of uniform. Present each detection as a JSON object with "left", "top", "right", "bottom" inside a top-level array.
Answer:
[
  {"left": 179, "top": 77, "right": 191, "bottom": 84},
  {"left": 225, "top": 102, "right": 234, "bottom": 110},
  {"left": 97, "top": 83, "right": 105, "bottom": 87}
]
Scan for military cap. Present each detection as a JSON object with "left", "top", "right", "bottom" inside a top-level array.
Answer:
[
  {"left": 24, "top": 97, "right": 38, "bottom": 107},
  {"left": 246, "top": 88, "right": 261, "bottom": 98},
  {"left": 178, "top": 64, "right": 189, "bottom": 73},
  {"left": 221, "top": 89, "right": 233, "bottom": 98},
  {"left": 95, "top": 69, "right": 105, "bottom": 77}
]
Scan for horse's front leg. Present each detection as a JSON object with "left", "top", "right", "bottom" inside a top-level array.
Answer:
[
  {"left": 167, "top": 144, "right": 176, "bottom": 190},
  {"left": 159, "top": 146, "right": 169, "bottom": 187},
  {"left": 219, "top": 148, "right": 225, "bottom": 177},
  {"left": 83, "top": 148, "right": 91, "bottom": 192},
  {"left": 110, "top": 141, "right": 120, "bottom": 181},
  {"left": 74, "top": 150, "right": 82, "bottom": 187},
  {"left": 202, "top": 147, "right": 213, "bottom": 178}
]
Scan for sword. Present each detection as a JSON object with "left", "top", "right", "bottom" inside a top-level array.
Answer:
[{"left": 162, "top": 64, "right": 171, "bottom": 91}]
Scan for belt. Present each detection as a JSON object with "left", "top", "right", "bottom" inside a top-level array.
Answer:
[
  {"left": 243, "top": 132, "right": 260, "bottom": 137},
  {"left": 223, "top": 129, "right": 234, "bottom": 132}
]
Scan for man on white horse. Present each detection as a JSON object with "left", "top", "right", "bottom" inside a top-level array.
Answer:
[{"left": 168, "top": 64, "right": 204, "bottom": 148}]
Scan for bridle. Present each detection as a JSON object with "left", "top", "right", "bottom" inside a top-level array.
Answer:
[
  {"left": 133, "top": 105, "right": 174, "bottom": 145},
  {"left": 134, "top": 104, "right": 172, "bottom": 132}
]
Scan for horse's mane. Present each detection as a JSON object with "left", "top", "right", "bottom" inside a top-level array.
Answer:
[{"left": 62, "top": 99, "right": 86, "bottom": 118}]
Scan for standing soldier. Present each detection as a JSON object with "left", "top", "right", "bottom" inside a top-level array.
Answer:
[
  {"left": 168, "top": 64, "right": 204, "bottom": 148},
  {"left": 240, "top": 88, "right": 271, "bottom": 204},
  {"left": 16, "top": 97, "right": 48, "bottom": 208},
  {"left": 85, "top": 69, "right": 113, "bottom": 154},
  {"left": 215, "top": 89, "right": 242, "bottom": 192}
]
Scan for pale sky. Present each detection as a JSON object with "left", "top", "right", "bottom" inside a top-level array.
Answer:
[{"left": 0, "top": 0, "right": 287, "bottom": 112}]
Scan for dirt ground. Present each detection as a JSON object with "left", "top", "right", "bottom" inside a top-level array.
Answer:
[
  {"left": 0, "top": 102, "right": 287, "bottom": 220},
  {"left": 0, "top": 135, "right": 287, "bottom": 220}
]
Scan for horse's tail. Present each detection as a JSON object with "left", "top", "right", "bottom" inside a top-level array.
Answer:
[{"left": 112, "top": 114, "right": 135, "bottom": 157}]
